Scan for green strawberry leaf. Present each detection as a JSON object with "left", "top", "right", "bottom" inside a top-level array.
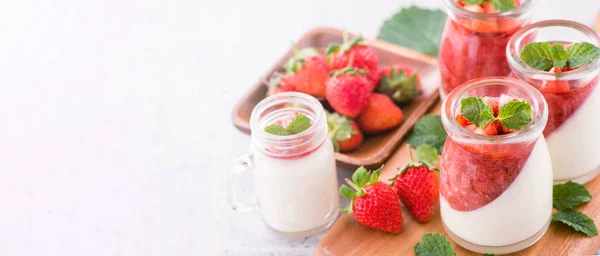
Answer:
[
  {"left": 352, "top": 166, "right": 369, "bottom": 187},
  {"left": 264, "top": 124, "right": 290, "bottom": 136},
  {"left": 566, "top": 42, "right": 600, "bottom": 69},
  {"left": 490, "top": 0, "right": 516, "bottom": 12},
  {"left": 407, "top": 115, "right": 447, "bottom": 153},
  {"left": 520, "top": 42, "right": 568, "bottom": 71},
  {"left": 553, "top": 181, "right": 592, "bottom": 210},
  {"left": 415, "top": 144, "right": 440, "bottom": 166},
  {"left": 285, "top": 114, "right": 311, "bottom": 134},
  {"left": 414, "top": 233, "right": 456, "bottom": 256},
  {"left": 339, "top": 185, "right": 357, "bottom": 199},
  {"left": 326, "top": 111, "right": 357, "bottom": 152},
  {"left": 552, "top": 209, "right": 598, "bottom": 237},
  {"left": 483, "top": 254, "right": 496, "bottom": 256},
  {"left": 460, "top": 97, "right": 495, "bottom": 128},
  {"left": 378, "top": 6, "right": 446, "bottom": 56},
  {"left": 497, "top": 100, "right": 532, "bottom": 130}
]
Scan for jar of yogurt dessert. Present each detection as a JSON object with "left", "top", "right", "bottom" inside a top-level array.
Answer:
[
  {"left": 507, "top": 20, "right": 600, "bottom": 184},
  {"left": 439, "top": 0, "right": 535, "bottom": 98},
  {"left": 440, "top": 77, "right": 552, "bottom": 254},
  {"left": 228, "top": 92, "right": 339, "bottom": 236}
]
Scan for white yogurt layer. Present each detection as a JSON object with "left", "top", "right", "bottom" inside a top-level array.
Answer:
[
  {"left": 253, "top": 139, "right": 339, "bottom": 233},
  {"left": 547, "top": 84, "right": 600, "bottom": 182},
  {"left": 441, "top": 137, "right": 553, "bottom": 246}
]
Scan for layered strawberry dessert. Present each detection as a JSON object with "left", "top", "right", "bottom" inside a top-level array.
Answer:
[
  {"left": 440, "top": 78, "right": 552, "bottom": 254},
  {"left": 439, "top": 0, "right": 533, "bottom": 97},
  {"left": 507, "top": 21, "right": 600, "bottom": 183}
]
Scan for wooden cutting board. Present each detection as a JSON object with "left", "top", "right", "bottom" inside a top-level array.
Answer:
[{"left": 316, "top": 101, "right": 600, "bottom": 256}]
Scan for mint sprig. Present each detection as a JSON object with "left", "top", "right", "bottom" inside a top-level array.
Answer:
[
  {"left": 553, "top": 181, "right": 592, "bottom": 210},
  {"left": 407, "top": 115, "right": 447, "bottom": 153},
  {"left": 264, "top": 114, "right": 311, "bottom": 136},
  {"left": 462, "top": 0, "right": 516, "bottom": 12},
  {"left": 414, "top": 233, "right": 456, "bottom": 256},
  {"left": 552, "top": 209, "right": 598, "bottom": 237},
  {"left": 520, "top": 42, "right": 600, "bottom": 71},
  {"left": 460, "top": 97, "right": 532, "bottom": 131}
]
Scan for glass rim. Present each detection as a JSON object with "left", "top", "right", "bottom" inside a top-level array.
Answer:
[
  {"left": 507, "top": 19, "right": 600, "bottom": 80},
  {"left": 249, "top": 91, "right": 325, "bottom": 145},
  {"left": 441, "top": 77, "right": 548, "bottom": 145},
  {"left": 444, "top": 0, "right": 536, "bottom": 20}
]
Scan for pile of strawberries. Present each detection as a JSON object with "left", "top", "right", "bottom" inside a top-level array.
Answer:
[
  {"left": 267, "top": 36, "right": 421, "bottom": 152},
  {"left": 340, "top": 162, "right": 439, "bottom": 233}
]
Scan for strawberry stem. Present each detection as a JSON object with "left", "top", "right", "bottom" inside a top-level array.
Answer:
[{"left": 345, "top": 178, "right": 361, "bottom": 191}]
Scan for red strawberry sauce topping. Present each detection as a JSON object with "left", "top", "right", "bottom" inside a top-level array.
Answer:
[{"left": 440, "top": 136, "right": 536, "bottom": 211}]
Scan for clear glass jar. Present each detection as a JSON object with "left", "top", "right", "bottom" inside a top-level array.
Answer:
[
  {"left": 228, "top": 92, "right": 339, "bottom": 236},
  {"left": 439, "top": 0, "right": 535, "bottom": 98},
  {"left": 440, "top": 77, "right": 552, "bottom": 254},
  {"left": 507, "top": 20, "right": 600, "bottom": 184}
]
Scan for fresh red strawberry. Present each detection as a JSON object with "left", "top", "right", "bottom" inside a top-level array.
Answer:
[
  {"left": 291, "top": 54, "right": 329, "bottom": 98},
  {"left": 356, "top": 93, "right": 403, "bottom": 134},
  {"left": 376, "top": 64, "right": 422, "bottom": 106},
  {"left": 266, "top": 72, "right": 296, "bottom": 96},
  {"left": 327, "top": 37, "right": 380, "bottom": 89},
  {"left": 482, "top": 121, "right": 499, "bottom": 135},
  {"left": 325, "top": 67, "right": 372, "bottom": 118},
  {"left": 391, "top": 162, "right": 439, "bottom": 223},
  {"left": 340, "top": 167, "right": 403, "bottom": 233},
  {"left": 327, "top": 112, "right": 363, "bottom": 152}
]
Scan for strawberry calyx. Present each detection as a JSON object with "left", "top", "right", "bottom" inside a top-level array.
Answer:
[
  {"left": 339, "top": 166, "right": 383, "bottom": 213},
  {"left": 283, "top": 46, "right": 319, "bottom": 75},
  {"left": 390, "top": 162, "right": 438, "bottom": 187},
  {"left": 329, "top": 67, "right": 367, "bottom": 77},
  {"left": 325, "top": 36, "right": 364, "bottom": 55},
  {"left": 326, "top": 111, "right": 358, "bottom": 152},
  {"left": 377, "top": 67, "right": 421, "bottom": 106}
]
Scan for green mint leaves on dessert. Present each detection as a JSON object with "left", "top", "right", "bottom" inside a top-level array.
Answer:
[
  {"left": 552, "top": 209, "right": 598, "bottom": 237},
  {"left": 378, "top": 6, "right": 446, "bottom": 56},
  {"left": 462, "top": 0, "right": 516, "bottom": 12},
  {"left": 460, "top": 97, "right": 495, "bottom": 128},
  {"left": 407, "top": 115, "right": 447, "bottom": 153},
  {"left": 264, "top": 114, "right": 311, "bottom": 136},
  {"left": 520, "top": 42, "right": 600, "bottom": 71},
  {"left": 415, "top": 144, "right": 440, "bottom": 166},
  {"left": 414, "top": 233, "right": 456, "bottom": 256},
  {"left": 553, "top": 181, "right": 592, "bottom": 210},
  {"left": 566, "top": 42, "right": 600, "bottom": 69},
  {"left": 460, "top": 97, "right": 532, "bottom": 130},
  {"left": 497, "top": 100, "right": 532, "bottom": 130}
]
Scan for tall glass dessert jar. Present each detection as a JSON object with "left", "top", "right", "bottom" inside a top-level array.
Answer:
[
  {"left": 440, "top": 77, "right": 552, "bottom": 254},
  {"left": 439, "top": 0, "right": 535, "bottom": 97},
  {"left": 228, "top": 92, "right": 339, "bottom": 236},
  {"left": 508, "top": 20, "right": 600, "bottom": 184}
]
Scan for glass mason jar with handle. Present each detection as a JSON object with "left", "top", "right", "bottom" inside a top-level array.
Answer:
[
  {"left": 507, "top": 20, "right": 600, "bottom": 184},
  {"left": 440, "top": 77, "right": 552, "bottom": 254},
  {"left": 228, "top": 92, "right": 339, "bottom": 237},
  {"left": 439, "top": 0, "right": 535, "bottom": 98}
]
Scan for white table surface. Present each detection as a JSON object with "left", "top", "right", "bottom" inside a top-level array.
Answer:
[{"left": 1, "top": 0, "right": 598, "bottom": 255}]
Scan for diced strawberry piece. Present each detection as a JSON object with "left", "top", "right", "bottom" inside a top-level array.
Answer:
[
  {"left": 549, "top": 66, "right": 562, "bottom": 73},
  {"left": 484, "top": 97, "right": 500, "bottom": 117},
  {"left": 465, "top": 124, "right": 478, "bottom": 133},
  {"left": 482, "top": 2, "right": 498, "bottom": 14},
  {"left": 483, "top": 122, "right": 498, "bottom": 135},
  {"left": 463, "top": 4, "right": 484, "bottom": 13},
  {"left": 455, "top": 115, "right": 471, "bottom": 127}
]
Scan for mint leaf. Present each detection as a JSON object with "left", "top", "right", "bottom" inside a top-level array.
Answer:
[
  {"left": 285, "top": 114, "right": 311, "bottom": 134},
  {"left": 491, "top": 0, "right": 516, "bottom": 12},
  {"left": 378, "top": 6, "right": 446, "bottom": 56},
  {"left": 553, "top": 181, "right": 592, "bottom": 210},
  {"left": 520, "top": 42, "right": 569, "bottom": 71},
  {"left": 552, "top": 209, "right": 598, "bottom": 237},
  {"left": 416, "top": 144, "right": 440, "bottom": 166},
  {"left": 407, "top": 115, "right": 447, "bottom": 153},
  {"left": 462, "top": 0, "right": 485, "bottom": 4},
  {"left": 566, "top": 42, "right": 600, "bottom": 69},
  {"left": 460, "top": 97, "right": 495, "bottom": 128},
  {"left": 497, "top": 100, "right": 532, "bottom": 130},
  {"left": 264, "top": 124, "right": 290, "bottom": 136},
  {"left": 414, "top": 233, "right": 456, "bottom": 256}
]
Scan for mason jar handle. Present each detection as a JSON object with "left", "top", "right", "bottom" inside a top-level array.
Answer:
[{"left": 227, "top": 153, "right": 255, "bottom": 212}]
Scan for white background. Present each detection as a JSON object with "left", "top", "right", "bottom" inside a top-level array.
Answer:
[{"left": 0, "top": 0, "right": 598, "bottom": 255}]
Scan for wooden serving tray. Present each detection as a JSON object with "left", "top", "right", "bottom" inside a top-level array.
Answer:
[
  {"left": 231, "top": 27, "right": 441, "bottom": 168},
  {"left": 316, "top": 102, "right": 600, "bottom": 256}
]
